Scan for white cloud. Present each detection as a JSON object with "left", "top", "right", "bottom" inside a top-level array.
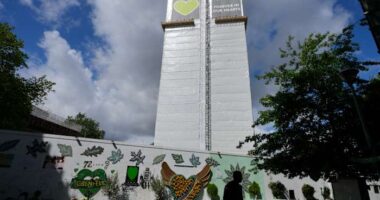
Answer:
[
  {"left": 26, "top": 30, "right": 95, "bottom": 118},
  {"left": 244, "top": 0, "right": 352, "bottom": 123},
  {"left": 84, "top": 0, "right": 166, "bottom": 141},
  {"left": 27, "top": 1, "right": 166, "bottom": 144},
  {"left": 27, "top": 0, "right": 352, "bottom": 144},
  {"left": 19, "top": 0, "right": 79, "bottom": 23}
]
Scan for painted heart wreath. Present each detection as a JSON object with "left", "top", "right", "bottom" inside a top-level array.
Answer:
[{"left": 71, "top": 169, "right": 108, "bottom": 198}]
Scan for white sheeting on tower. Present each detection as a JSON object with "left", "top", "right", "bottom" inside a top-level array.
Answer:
[
  {"left": 155, "top": 24, "right": 203, "bottom": 149},
  {"left": 155, "top": 0, "right": 253, "bottom": 154},
  {"left": 210, "top": 21, "right": 253, "bottom": 154}
]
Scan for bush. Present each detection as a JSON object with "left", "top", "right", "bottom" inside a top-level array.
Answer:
[
  {"left": 248, "top": 182, "right": 262, "bottom": 199},
  {"left": 102, "top": 173, "right": 129, "bottom": 200},
  {"left": 302, "top": 184, "right": 316, "bottom": 200},
  {"left": 207, "top": 184, "right": 220, "bottom": 200},
  {"left": 268, "top": 181, "right": 287, "bottom": 199},
  {"left": 151, "top": 177, "right": 172, "bottom": 200},
  {"left": 321, "top": 187, "right": 332, "bottom": 200}
]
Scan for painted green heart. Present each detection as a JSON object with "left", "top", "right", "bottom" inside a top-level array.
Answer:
[
  {"left": 174, "top": 0, "right": 199, "bottom": 16},
  {"left": 127, "top": 166, "right": 139, "bottom": 181},
  {"left": 71, "top": 169, "right": 108, "bottom": 198}
]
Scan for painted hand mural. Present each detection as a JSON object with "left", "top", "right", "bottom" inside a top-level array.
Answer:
[{"left": 161, "top": 162, "right": 211, "bottom": 200}]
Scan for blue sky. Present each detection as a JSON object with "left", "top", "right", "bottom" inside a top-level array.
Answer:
[{"left": 0, "top": 0, "right": 379, "bottom": 144}]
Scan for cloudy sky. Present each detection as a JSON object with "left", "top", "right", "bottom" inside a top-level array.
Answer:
[{"left": 1, "top": 0, "right": 379, "bottom": 144}]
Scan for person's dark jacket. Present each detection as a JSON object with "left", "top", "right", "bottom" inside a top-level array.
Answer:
[{"left": 223, "top": 181, "right": 243, "bottom": 200}]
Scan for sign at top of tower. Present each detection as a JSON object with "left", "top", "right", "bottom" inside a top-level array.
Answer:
[
  {"left": 172, "top": 0, "right": 200, "bottom": 20},
  {"left": 212, "top": 0, "right": 242, "bottom": 18}
]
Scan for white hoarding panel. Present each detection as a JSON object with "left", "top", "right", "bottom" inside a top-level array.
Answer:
[{"left": 212, "top": 0, "right": 243, "bottom": 18}]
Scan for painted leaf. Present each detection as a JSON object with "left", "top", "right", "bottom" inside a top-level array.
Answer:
[
  {"left": 57, "top": 144, "right": 73, "bottom": 157},
  {"left": 107, "top": 149, "right": 124, "bottom": 164},
  {"left": 205, "top": 157, "right": 220, "bottom": 167},
  {"left": 172, "top": 154, "right": 184, "bottom": 164},
  {"left": 189, "top": 154, "right": 200, "bottom": 167},
  {"left": 129, "top": 150, "right": 145, "bottom": 166},
  {"left": 153, "top": 154, "right": 166, "bottom": 165},
  {"left": 81, "top": 146, "right": 104, "bottom": 157},
  {"left": 0, "top": 140, "right": 20, "bottom": 152}
]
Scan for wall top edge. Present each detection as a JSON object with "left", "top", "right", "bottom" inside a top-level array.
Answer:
[{"left": 0, "top": 129, "right": 255, "bottom": 158}]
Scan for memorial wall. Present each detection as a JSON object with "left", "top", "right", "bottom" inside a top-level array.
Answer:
[{"left": 0, "top": 130, "right": 330, "bottom": 200}]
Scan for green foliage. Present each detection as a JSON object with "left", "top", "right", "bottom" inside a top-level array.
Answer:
[
  {"left": 102, "top": 173, "right": 129, "bottom": 200},
  {"left": 248, "top": 182, "right": 262, "bottom": 199},
  {"left": 268, "top": 181, "right": 286, "bottom": 199},
  {"left": 302, "top": 184, "right": 316, "bottom": 200},
  {"left": 247, "top": 25, "right": 380, "bottom": 181},
  {"left": 207, "top": 183, "right": 220, "bottom": 200},
  {"left": 150, "top": 177, "right": 172, "bottom": 200},
  {"left": 321, "top": 186, "right": 332, "bottom": 200},
  {"left": 0, "top": 23, "right": 54, "bottom": 130},
  {"left": 66, "top": 113, "right": 105, "bottom": 139}
]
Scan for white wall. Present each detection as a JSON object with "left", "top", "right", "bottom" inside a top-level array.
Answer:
[{"left": 0, "top": 130, "right": 333, "bottom": 200}]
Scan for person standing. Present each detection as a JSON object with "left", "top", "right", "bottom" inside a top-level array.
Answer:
[{"left": 223, "top": 171, "right": 243, "bottom": 200}]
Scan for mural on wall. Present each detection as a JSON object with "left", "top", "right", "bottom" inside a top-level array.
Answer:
[
  {"left": 152, "top": 154, "right": 166, "bottom": 165},
  {"left": 5, "top": 190, "right": 49, "bottom": 200},
  {"left": 0, "top": 140, "right": 19, "bottom": 168},
  {"left": 81, "top": 160, "right": 110, "bottom": 170},
  {"left": 81, "top": 146, "right": 104, "bottom": 157},
  {"left": 130, "top": 150, "right": 145, "bottom": 166},
  {"left": 189, "top": 154, "right": 201, "bottom": 167},
  {"left": 249, "top": 159, "right": 259, "bottom": 174},
  {"left": 83, "top": 161, "right": 93, "bottom": 168},
  {"left": 161, "top": 162, "right": 212, "bottom": 200},
  {"left": 42, "top": 156, "right": 65, "bottom": 170},
  {"left": 57, "top": 144, "right": 73, "bottom": 157},
  {"left": 223, "top": 164, "right": 251, "bottom": 193},
  {"left": 205, "top": 157, "right": 220, "bottom": 167},
  {"left": 71, "top": 169, "right": 109, "bottom": 198},
  {"left": 107, "top": 149, "right": 123, "bottom": 165},
  {"left": 124, "top": 166, "right": 140, "bottom": 186},
  {"left": 0, "top": 140, "right": 20, "bottom": 152},
  {"left": 139, "top": 168, "right": 153, "bottom": 189},
  {"left": 172, "top": 154, "right": 184, "bottom": 164},
  {"left": 26, "top": 139, "right": 48, "bottom": 158}
]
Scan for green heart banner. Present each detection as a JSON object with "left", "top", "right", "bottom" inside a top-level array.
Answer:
[
  {"left": 71, "top": 169, "right": 109, "bottom": 198},
  {"left": 174, "top": 0, "right": 199, "bottom": 16},
  {"left": 172, "top": 0, "right": 200, "bottom": 20}
]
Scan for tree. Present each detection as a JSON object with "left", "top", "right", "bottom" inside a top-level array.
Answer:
[
  {"left": 268, "top": 181, "right": 287, "bottom": 199},
  {"left": 302, "top": 184, "right": 316, "bottom": 200},
  {"left": 0, "top": 23, "right": 54, "bottom": 129},
  {"left": 66, "top": 113, "right": 105, "bottom": 139},
  {"left": 321, "top": 186, "right": 332, "bottom": 200},
  {"left": 248, "top": 182, "right": 262, "bottom": 199},
  {"left": 207, "top": 183, "right": 220, "bottom": 200},
  {"left": 247, "top": 25, "right": 380, "bottom": 182}
]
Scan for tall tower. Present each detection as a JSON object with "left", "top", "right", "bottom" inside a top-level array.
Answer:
[{"left": 155, "top": 0, "right": 253, "bottom": 154}]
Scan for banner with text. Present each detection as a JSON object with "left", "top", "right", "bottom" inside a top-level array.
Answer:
[{"left": 212, "top": 0, "right": 242, "bottom": 18}]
